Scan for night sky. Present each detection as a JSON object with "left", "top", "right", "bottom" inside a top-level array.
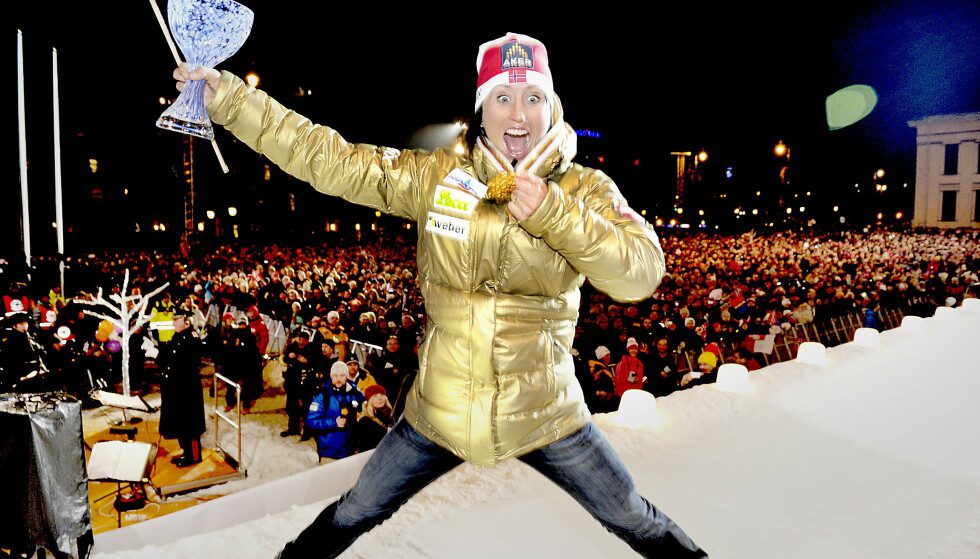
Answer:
[{"left": 5, "top": 1, "right": 979, "bottom": 255}]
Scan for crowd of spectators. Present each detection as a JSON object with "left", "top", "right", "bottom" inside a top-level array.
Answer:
[{"left": 2, "top": 228, "right": 977, "bottom": 458}]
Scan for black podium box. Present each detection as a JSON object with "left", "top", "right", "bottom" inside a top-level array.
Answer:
[{"left": 0, "top": 392, "right": 93, "bottom": 558}]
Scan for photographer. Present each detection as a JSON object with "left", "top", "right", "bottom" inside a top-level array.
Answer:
[{"left": 306, "top": 361, "right": 365, "bottom": 463}]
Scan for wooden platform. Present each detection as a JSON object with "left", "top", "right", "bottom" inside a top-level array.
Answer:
[{"left": 84, "top": 414, "right": 239, "bottom": 534}]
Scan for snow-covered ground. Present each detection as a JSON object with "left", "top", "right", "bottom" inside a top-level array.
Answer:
[{"left": 93, "top": 305, "right": 980, "bottom": 558}]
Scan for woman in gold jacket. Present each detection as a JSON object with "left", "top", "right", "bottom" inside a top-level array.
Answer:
[{"left": 177, "top": 32, "right": 705, "bottom": 559}]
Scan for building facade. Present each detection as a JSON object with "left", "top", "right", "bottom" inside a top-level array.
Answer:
[{"left": 908, "top": 112, "right": 980, "bottom": 229}]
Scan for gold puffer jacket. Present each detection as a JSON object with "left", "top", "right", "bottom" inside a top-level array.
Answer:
[{"left": 207, "top": 71, "right": 665, "bottom": 466}]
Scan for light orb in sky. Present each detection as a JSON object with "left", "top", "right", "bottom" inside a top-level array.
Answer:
[{"left": 826, "top": 84, "right": 878, "bottom": 130}]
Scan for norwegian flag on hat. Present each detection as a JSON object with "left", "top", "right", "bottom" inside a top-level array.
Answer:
[{"left": 474, "top": 32, "right": 553, "bottom": 111}]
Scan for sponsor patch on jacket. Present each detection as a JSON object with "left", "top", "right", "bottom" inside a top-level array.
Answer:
[
  {"left": 444, "top": 169, "right": 487, "bottom": 199},
  {"left": 433, "top": 184, "right": 478, "bottom": 216},
  {"left": 309, "top": 402, "right": 319, "bottom": 412},
  {"left": 425, "top": 211, "right": 470, "bottom": 241}
]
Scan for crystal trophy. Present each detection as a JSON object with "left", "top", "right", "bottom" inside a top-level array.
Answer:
[{"left": 156, "top": 0, "right": 253, "bottom": 140}]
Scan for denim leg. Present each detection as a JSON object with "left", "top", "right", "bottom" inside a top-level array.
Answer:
[
  {"left": 519, "top": 422, "right": 707, "bottom": 558},
  {"left": 277, "top": 419, "right": 462, "bottom": 559}
]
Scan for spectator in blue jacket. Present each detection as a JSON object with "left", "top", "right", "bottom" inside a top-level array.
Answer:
[{"left": 306, "top": 360, "right": 365, "bottom": 462}]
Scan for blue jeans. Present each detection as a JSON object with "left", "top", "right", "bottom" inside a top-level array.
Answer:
[{"left": 277, "top": 420, "right": 706, "bottom": 558}]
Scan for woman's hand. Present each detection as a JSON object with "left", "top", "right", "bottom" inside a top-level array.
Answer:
[
  {"left": 507, "top": 173, "right": 547, "bottom": 221},
  {"left": 173, "top": 63, "right": 222, "bottom": 107}
]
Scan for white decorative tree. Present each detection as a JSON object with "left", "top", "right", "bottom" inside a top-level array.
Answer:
[{"left": 75, "top": 270, "right": 169, "bottom": 397}]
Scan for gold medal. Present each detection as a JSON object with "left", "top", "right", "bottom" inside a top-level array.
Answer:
[{"left": 487, "top": 172, "right": 517, "bottom": 204}]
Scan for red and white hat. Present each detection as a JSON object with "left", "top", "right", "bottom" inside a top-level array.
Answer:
[
  {"left": 56, "top": 326, "right": 74, "bottom": 344},
  {"left": 475, "top": 32, "right": 553, "bottom": 112}
]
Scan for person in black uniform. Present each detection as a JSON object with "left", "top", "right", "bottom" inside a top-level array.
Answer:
[
  {"left": 281, "top": 330, "right": 314, "bottom": 437},
  {"left": 158, "top": 309, "right": 205, "bottom": 467},
  {"left": 0, "top": 312, "right": 48, "bottom": 393}
]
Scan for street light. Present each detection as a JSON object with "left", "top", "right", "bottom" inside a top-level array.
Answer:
[
  {"left": 873, "top": 168, "right": 887, "bottom": 193},
  {"left": 228, "top": 207, "right": 237, "bottom": 217},
  {"left": 697, "top": 149, "right": 708, "bottom": 163},
  {"left": 774, "top": 141, "right": 789, "bottom": 158},
  {"left": 206, "top": 210, "right": 216, "bottom": 220},
  {"left": 245, "top": 72, "right": 260, "bottom": 88}
]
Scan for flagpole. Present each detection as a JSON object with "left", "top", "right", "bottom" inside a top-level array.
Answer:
[
  {"left": 17, "top": 30, "right": 32, "bottom": 271},
  {"left": 53, "top": 47, "right": 66, "bottom": 294}
]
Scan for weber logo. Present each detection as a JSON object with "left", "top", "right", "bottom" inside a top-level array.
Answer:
[{"left": 425, "top": 211, "right": 470, "bottom": 241}]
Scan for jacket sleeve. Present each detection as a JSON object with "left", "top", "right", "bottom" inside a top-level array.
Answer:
[
  {"left": 519, "top": 169, "right": 666, "bottom": 302},
  {"left": 305, "top": 394, "right": 338, "bottom": 431},
  {"left": 206, "top": 71, "right": 426, "bottom": 221}
]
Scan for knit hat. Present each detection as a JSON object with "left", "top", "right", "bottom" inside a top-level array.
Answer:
[
  {"left": 626, "top": 337, "right": 639, "bottom": 350},
  {"left": 222, "top": 312, "right": 234, "bottom": 322},
  {"left": 326, "top": 310, "right": 340, "bottom": 321},
  {"left": 697, "top": 351, "right": 718, "bottom": 368},
  {"left": 329, "top": 361, "right": 348, "bottom": 377},
  {"left": 364, "top": 384, "right": 387, "bottom": 400},
  {"left": 474, "top": 32, "right": 554, "bottom": 112},
  {"left": 595, "top": 346, "right": 611, "bottom": 360}
]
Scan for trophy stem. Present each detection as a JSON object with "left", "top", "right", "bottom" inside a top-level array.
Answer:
[{"left": 156, "top": 79, "right": 214, "bottom": 140}]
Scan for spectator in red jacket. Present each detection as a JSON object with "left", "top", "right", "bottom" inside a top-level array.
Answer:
[
  {"left": 614, "top": 337, "right": 645, "bottom": 396},
  {"left": 247, "top": 305, "right": 269, "bottom": 356}
]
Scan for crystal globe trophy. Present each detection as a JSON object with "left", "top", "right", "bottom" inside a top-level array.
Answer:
[{"left": 156, "top": 0, "right": 253, "bottom": 140}]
